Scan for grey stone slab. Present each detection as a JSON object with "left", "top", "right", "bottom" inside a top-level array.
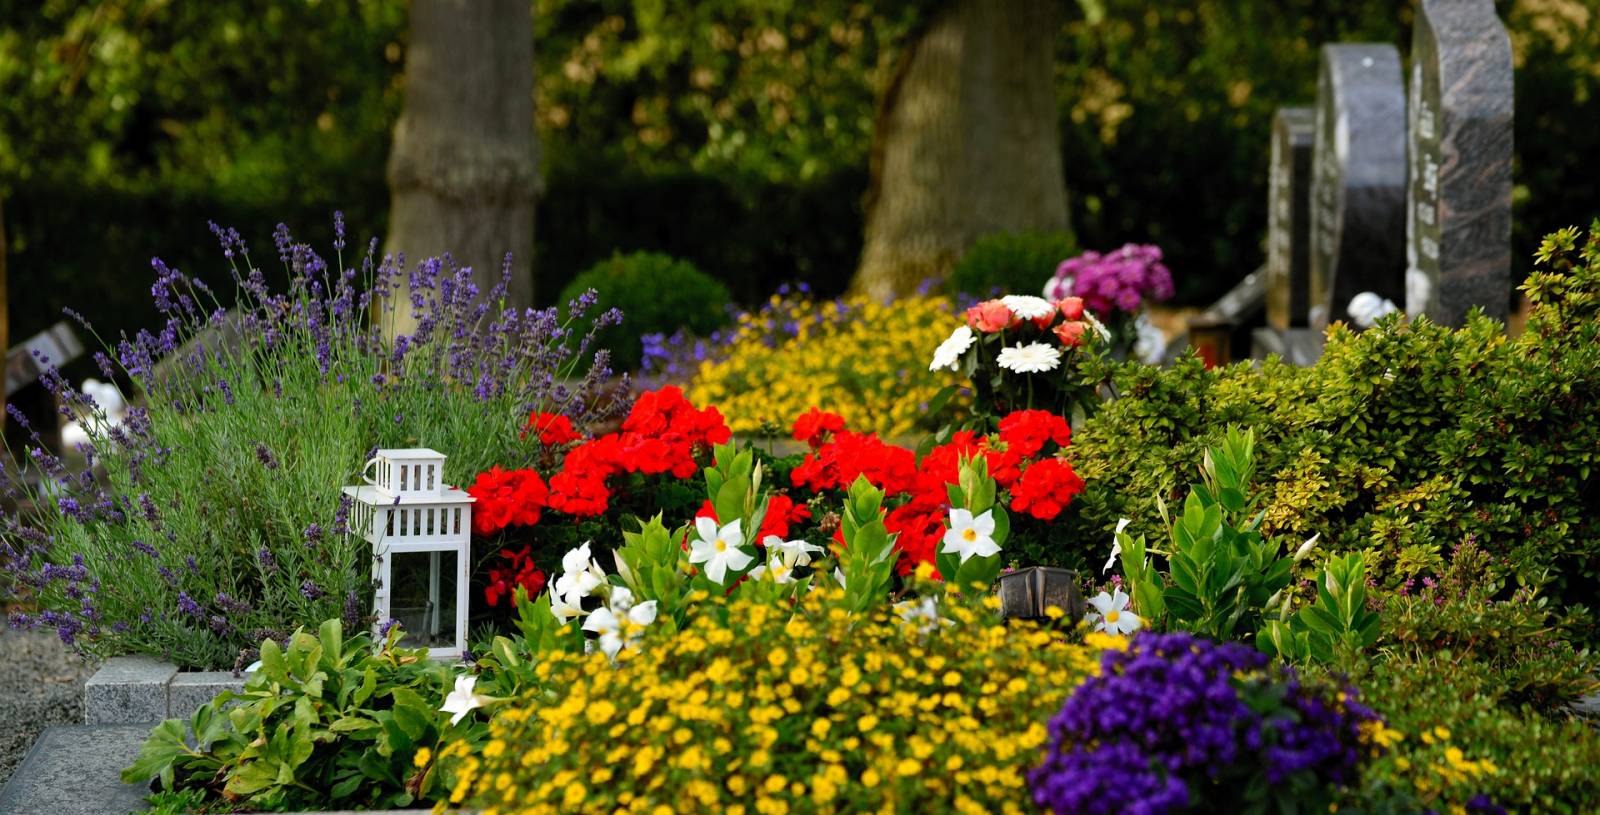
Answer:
[
  {"left": 168, "top": 671, "right": 246, "bottom": 721},
  {"left": 84, "top": 656, "right": 176, "bottom": 725},
  {"left": 1308, "top": 44, "right": 1408, "bottom": 329},
  {"left": 1405, "top": 0, "right": 1514, "bottom": 326},
  {"left": 1267, "top": 108, "right": 1316, "bottom": 330},
  {"left": 0, "top": 725, "right": 151, "bottom": 814},
  {"left": 1251, "top": 327, "right": 1326, "bottom": 368}
]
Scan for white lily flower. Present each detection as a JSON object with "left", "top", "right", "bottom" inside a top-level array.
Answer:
[
  {"left": 554, "top": 541, "right": 606, "bottom": 600},
  {"left": 561, "top": 541, "right": 594, "bottom": 575},
  {"left": 1084, "top": 588, "right": 1142, "bottom": 635},
  {"left": 609, "top": 585, "right": 635, "bottom": 612},
  {"left": 440, "top": 675, "right": 493, "bottom": 726},
  {"left": 688, "top": 517, "right": 753, "bottom": 585},
  {"left": 751, "top": 548, "right": 803, "bottom": 585},
  {"left": 584, "top": 596, "right": 659, "bottom": 658},
  {"left": 763, "top": 534, "right": 824, "bottom": 567},
  {"left": 941, "top": 508, "right": 1000, "bottom": 563}
]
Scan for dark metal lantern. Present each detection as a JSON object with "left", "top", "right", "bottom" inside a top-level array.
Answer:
[{"left": 996, "top": 566, "right": 1084, "bottom": 623}]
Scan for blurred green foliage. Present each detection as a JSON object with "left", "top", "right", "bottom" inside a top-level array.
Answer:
[
  {"left": 557, "top": 250, "right": 731, "bottom": 372},
  {"left": 945, "top": 230, "right": 1077, "bottom": 298},
  {"left": 3, "top": 0, "right": 1597, "bottom": 352}
]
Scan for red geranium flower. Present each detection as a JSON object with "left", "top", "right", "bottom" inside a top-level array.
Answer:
[
  {"left": 484, "top": 545, "right": 547, "bottom": 607},
  {"left": 1009, "top": 457, "right": 1085, "bottom": 521},
  {"left": 792, "top": 408, "right": 847, "bottom": 448},
  {"left": 466, "top": 466, "right": 549, "bottom": 536},
  {"left": 998, "top": 410, "right": 1072, "bottom": 460},
  {"left": 523, "top": 411, "right": 580, "bottom": 446}
]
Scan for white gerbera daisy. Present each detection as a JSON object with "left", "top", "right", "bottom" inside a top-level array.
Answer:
[
  {"left": 929, "top": 325, "right": 976, "bottom": 372},
  {"left": 1001, "top": 295, "right": 1055, "bottom": 320},
  {"left": 996, "top": 342, "right": 1061, "bottom": 374}
]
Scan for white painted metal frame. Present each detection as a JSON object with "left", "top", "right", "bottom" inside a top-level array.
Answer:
[{"left": 345, "top": 448, "right": 474, "bottom": 660}]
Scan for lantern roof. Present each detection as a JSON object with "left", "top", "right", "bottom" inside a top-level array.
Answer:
[{"left": 374, "top": 448, "right": 449, "bottom": 460}]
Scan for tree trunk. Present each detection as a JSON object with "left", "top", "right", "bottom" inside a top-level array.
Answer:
[
  {"left": 855, "top": 0, "right": 1068, "bottom": 301},
  {"left": 385, "top": 0, "right": 538, "bottom": 333}
]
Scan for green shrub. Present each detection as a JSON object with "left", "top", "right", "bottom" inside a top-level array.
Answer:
[
  {"left": 125, "top": 621, "right": 462, "bottom": 812},
  {"left": 558, "top": 251, "right": 732, "bottom": 372},
  {"left": 1333, "top": 650, "right": 1600, "bottom": 815},
  {"left": 1054, "top": 223, "right": 1600, "bottom": 620},
  {"left": 945, "top": 230, "right": 1076, "bottom": 298}
]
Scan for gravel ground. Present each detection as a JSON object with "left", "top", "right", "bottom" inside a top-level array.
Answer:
[{"left": 0, "top": 626, "right": 99, "bottom": 788}]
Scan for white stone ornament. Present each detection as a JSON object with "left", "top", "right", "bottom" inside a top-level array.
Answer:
[{"left": 344, "top": 448, "right": 474, "bottom": 659}]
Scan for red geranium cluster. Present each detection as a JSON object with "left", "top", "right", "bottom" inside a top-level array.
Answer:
[
  {"left": 788, "top": 408, "right": 1085, "bottom": 575},
  {"left": 483, "top": 545, "right": 546, "bottom": 607},
  {"left": 543, "top": 386, "right": 731, "bottom": 517},
  {"left": 466, "top": 465, "right": 549, "bottom": 536},
  {"left": 792, "top": 407, "right": 848, "bottom": 448},
  {"left": 522, "top": 411, "right": 581, "bottom": 446}
]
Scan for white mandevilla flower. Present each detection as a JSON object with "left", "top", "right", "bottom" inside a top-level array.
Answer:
[
  {"left": 996, "top": 342, "right": 1062, "bottom": 374},
  {"left": 763, "top": 534, "right": 824, "bottom": 567},
  {"left": 553, "top": 541, "right": 605, "bottom": 600},
  {"left": 440, "top": 675, "right": 494, "bottom": 726},
  {"left": 941, "top": 508, "right": 1000, "bottom": 563},
  {"left": 929, "top": 325, "right": 976, "bottom": 372},
  {"left": 1103, "top": 518, "right": 1132, "bottom": 574},
  {"left": 750, "top": 548, "right": 802, "bottom": 585},
  {"left": 583, "top": 595, "right": 659, "bottom": 658},
  {"left": 834, "top": 567, "right": 847, "bottom": 589},
  {"left": 894, "top": 595, "right": 951, "bottom": 633},
  {"left": 1001, "top": 295, "right": 1055, "bottom": 320},
  {"left": 548, "top": 589, "right": 586, "bottom": 623},
  {"left": 1085, "top": 588, "right": 1142, "bottom": 635},
  {"left": 688, "top": 517, "right": 753, "bottom": 585}
]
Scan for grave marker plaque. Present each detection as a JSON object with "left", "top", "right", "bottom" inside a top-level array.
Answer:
[
  {"left": 1308, "top": 45, "right": 1408, "bottom": 329},
  {"left": 1406, "top": 0, "right": 1514, "bottom": 326},
  {"left": 1266, "top": 108, "right": 1315, "bottom": 330}
]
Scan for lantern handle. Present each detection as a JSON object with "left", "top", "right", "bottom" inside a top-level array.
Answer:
[{"left": 361, "top": 456, "right": 380, "bottom": 489}]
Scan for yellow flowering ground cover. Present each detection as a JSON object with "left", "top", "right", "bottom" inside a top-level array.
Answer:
[
  {"left": 687, "top": 294, "right": 964, "bottom": 438},
  {"left": 442, "top": 587, "right": 1115, "bottom": 814}
]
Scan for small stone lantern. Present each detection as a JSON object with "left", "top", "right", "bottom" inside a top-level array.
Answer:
[
  {"left": 996, "top": 566, "right": 1084, "bottom": 624},
  {"left": 344, "top": 448, "right": 474, "bottom": 659}
]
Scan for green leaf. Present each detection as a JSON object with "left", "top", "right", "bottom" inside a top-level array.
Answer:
[{"left": 120, "top": 719, "right": 187, "bottom": 788}]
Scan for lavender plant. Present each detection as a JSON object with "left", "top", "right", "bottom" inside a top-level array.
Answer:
[{"left": 1, "top": 216, "right": 625, "bottom": 669}]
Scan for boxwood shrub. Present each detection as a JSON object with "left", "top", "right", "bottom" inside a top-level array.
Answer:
[{"left": 1043, "top": 223, "right": 1600, "bottom": 620}]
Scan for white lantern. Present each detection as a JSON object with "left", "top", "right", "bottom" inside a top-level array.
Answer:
[{"left": 343, "top": 448, "right": 474, "bottom": 659}]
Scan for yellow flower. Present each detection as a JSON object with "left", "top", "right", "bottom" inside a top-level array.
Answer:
[{"left": 413, "top": 747, "right": 432, "bottom": 768}]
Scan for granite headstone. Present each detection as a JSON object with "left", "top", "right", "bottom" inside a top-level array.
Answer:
[
  {"left": 1405, "top": 0, "right": 1514, "bottom": 326},
  {"left": 1308, "top": 44, "right": 1408, "bottom": 329},
  {"left": 1266, "top": 108, "right": 1316, "bottom": 330}
]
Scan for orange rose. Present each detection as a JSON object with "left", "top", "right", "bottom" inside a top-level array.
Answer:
[
  {"left": 1054, "top": 320, "right": 1088, "bottom": 347},
  {"left": 964, "top": 300, "right": 1016, "bottom": 333}
]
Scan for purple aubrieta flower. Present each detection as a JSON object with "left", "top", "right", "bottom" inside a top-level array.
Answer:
[{"left": 1028, "top": 632, "right": 1379, "bottom": 815}]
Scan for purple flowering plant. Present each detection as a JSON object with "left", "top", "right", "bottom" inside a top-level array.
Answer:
[
  {"left": 1044, "top": 243, "right": 1174, "bottom": 354},
  {"left": 2, "top": 215, "right": 625, "bottom": 669},
  {"left": 1029, "top": 631, "right": 1382, "bottom": 815}
]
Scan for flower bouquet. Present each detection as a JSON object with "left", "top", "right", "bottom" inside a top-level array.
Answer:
[
  {"left": 929, "top": 293, "right": 1108, "bottom": 428},
  {"left": 1044, "top": 243, "right": 1174, "bottom": 362}
]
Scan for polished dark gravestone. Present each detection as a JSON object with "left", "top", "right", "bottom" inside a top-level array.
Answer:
[
  {"left": 1266, "top": 108, "right": 1316, "bottom": 330},
  {"left": 1405, "top": 0, "right": 1514, "bottom": 326},
  {"left": 1308, "top": 45, "right": 1408, "bottom": 329}
]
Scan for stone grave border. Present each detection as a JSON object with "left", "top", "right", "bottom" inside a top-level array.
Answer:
[{"left": 84, "top": 655, "right": 246, "bottom": 725}]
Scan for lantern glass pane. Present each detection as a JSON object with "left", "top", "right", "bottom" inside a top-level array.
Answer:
[{"left": 387, "top": 549, "right": 458, "bottom": 649}]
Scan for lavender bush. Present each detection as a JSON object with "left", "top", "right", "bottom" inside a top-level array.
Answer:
[
  {"left": 1, "top": 216, "right": 625, "bottom": 669},
  {"left": 1029, "top": 632, "right": 1380, "bottom": 815}
]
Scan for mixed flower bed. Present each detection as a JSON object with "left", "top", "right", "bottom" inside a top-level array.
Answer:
[{"left": 4, "top": 222, "right": 1600, "bottom": 814}]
